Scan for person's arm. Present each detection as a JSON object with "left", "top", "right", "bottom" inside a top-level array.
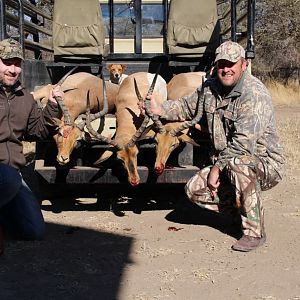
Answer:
[
  {"left": 207, "top": 165, "right": 220, "bottom": 197},
  {"left": 26, "top": 86, "right": 64, "bottom": 140},
  {"left": 146, "top": 88, "right": 203, "bottom": 121},
  {"left": 215, "top": 92, "right": 270, "bottom": 171}
]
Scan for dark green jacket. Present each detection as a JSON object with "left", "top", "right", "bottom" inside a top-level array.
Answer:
[{"left": 0, "top": 82, "right": 59, "bottom": 169}]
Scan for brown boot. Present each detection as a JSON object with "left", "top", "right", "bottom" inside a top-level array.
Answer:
[
  {"left": 0, "top": 226, "right": 4, "bottom": 256},
  {"left": 232, "top": 234, "right": 266, "bottom": 252}
]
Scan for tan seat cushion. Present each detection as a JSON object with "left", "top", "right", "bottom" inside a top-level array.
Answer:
[{"left": 53, "top": 0, "right": 108, "bottom": 59}]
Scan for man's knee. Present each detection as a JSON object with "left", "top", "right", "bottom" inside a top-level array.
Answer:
[
  {"left": 0, "top": 164, "right": 22, "bottom": 185},
  {"left": 227, "top": 156, "right": 258, "bottom": 185},
  {"left": 22, "top": 222, "right": 45, "bottom": 240},
  {"left": 185, "top": 167, "right": 211, "bottom": 202},
  {"left": 0, "top": 164, "right": 22, "bottom": 205}
]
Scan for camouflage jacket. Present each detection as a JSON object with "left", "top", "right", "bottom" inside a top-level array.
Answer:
[{"left": 161, "top": 71, "right": 285, "bottom": 178}]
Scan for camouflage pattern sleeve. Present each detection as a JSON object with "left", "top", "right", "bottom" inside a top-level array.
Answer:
[
  {"left": 215, "top": 77, "right": 280, "bottom": 171},
  {"left": 160, "top": 88, "right": 203, "bottom": 121}
]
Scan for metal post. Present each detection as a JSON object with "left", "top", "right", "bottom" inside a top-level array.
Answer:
[
  {"left": 162, "top": 0, "right": 168, "bottom": 54},
  {"left": 134, "top": 0, "right": 142, "bottom": 54},
  {"left": 231, "top": 0, "right": 237, "bottom": 42},
  {"left": 16, "top": 0, "right": 24, "bottom": 53},
  {"left": 29, "top": 0, "right": 41, "bottom": 59},
  {"left": 0, "top": 0, "right": 7, "bottom": 39},
  {"left": 246, "top": 0, "right": 255, "bottom": 59},
  {"left": 108, "top": 0, "right": 114, "bottom": 53},
  {"left": 15, "top": 0, "right": 25, "bottom": 84}
]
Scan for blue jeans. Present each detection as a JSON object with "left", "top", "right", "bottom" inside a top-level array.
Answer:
[{"left": 0, "top": 163, "right": 45, "bottom": 240}]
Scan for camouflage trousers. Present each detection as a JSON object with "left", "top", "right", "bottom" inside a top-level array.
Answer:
[{"left": 185, "top": 156, "right": 282, "bottom": 237}]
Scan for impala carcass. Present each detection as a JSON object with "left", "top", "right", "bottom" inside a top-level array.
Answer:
[
  {"left": 86, "top": 72, "right": 167, "bottom": 186},
  {"left": 33, "top": 72, "right": 119, "bottom": 165},
  {"left": 145, "top": 71, "right": 208, "bottom": 175}
]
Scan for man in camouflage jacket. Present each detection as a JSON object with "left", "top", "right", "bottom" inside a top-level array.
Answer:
[
  {"left": 147, "top": 41, "right": 285, "bottom": 252},
  {"left": 0, "top": 38, "right": 63, "bottom": 255}
]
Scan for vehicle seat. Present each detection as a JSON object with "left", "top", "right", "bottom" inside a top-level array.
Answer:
[
  {"left": 167, "top": 0, "right": 220, "bottom": 58},
  {"left": 52, "top": 0, "right": 109, "bottom": 62}
]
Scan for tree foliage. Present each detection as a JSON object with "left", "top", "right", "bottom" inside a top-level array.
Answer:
[{"left": 253, "top": 0, "right": 300, "bottom": 79}]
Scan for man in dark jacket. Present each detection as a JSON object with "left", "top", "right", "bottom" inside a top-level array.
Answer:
[{"left": 0, "top": 38, "right": 62, "bottom": 255}]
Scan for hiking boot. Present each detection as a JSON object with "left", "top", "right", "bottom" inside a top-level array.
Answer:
[{"left": 231, "top": 233, "right": 266, "bottom": 252}]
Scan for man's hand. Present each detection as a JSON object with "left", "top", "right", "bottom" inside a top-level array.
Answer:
[
  {"left": 48, "top": 85, "right": 64, "bottom": 104},
  {"left": 207, "top": 165, "right": 220, "bottom": 198},
  {"left": 138, "top": 94, "right": 163, "bottom": 116}
]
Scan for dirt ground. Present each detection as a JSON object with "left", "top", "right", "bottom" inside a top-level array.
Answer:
[{"left": 1, "top": 107, "right": 300, "bottom": 300}]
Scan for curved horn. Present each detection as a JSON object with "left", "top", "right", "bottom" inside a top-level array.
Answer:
[
  {"left": 85, "top": 90, "right": 120, "bottom": 149},
  {"left": 122, "top": 73, "right": 162, "bottom": 148},
  {"left": 84, "top": 76, "right": 109, "bottom": 123},
  {"left": 169, "top": 77, "right": 205, "bottom": 137},
  {"left": 54, "top": 66, "right": 78, "bottom": 126},
  {"left": 124, "top": 115, "right": 150, "bottom": 149},
  {"left": 135, "top": 73, "right": 166, "bottom": 134},
  {"left": 134, "top": 78, "right": 143, "bottom": 102},
  {"left": 54, "top": 95, "right": 73, "bottom": 126},
  {"left": 146, "top": 71, "right": 158, "bottom": 97}
]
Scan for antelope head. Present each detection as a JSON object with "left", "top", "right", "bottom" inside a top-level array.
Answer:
[
  {"left": 54, "top": 75, "right": 108, "bottom": 165},
  {"left": 86, "top": 73, "right": 159, "bottom": 186},
  {"left": 144, "top": 77, "right": 206, "bottom": 175}
]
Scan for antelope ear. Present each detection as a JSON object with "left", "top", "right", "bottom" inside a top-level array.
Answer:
[
  {"left": 94, "top": 150, "right": 114, "bottom": 165},
  {"left": 178, "top": 134, "right": 200, "bottom": 146}
]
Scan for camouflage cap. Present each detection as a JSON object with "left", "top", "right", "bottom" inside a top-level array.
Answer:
[
  {"left": 0, "top": 38, "right": 24, "bottom": 60},
  {"left": 215, "top": 41, "right": 245, "bottom": 63}
]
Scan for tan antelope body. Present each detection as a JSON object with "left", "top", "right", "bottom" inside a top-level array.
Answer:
[
  {"left": 149, "top": 71, "right": 207, "bottom": 175},
  {"left": 33, "top": 72, "right": 119, "bottom": 165},
  {"left": 94, "top": 72, "right": 167, "bottom": 186}
]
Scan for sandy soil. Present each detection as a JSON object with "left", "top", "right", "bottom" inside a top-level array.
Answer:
[{"left": 1, "top": 107, "right": 299, "bottom": 300}]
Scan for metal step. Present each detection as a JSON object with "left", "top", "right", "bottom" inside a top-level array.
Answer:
[{"left": 35, "top": 159, "right": 199, "bottom": 185}]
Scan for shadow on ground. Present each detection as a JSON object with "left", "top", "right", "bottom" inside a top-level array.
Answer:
[
  {"left": 165, "top": 201, "right": 243, "bottom": 239},
  {"left": 0, "top": 223, "right": 133, "bottom": 300}
]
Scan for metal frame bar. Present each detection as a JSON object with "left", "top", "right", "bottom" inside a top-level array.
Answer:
[
  {"left": 0, "top": 0, "right": 7, "bottom": 39},
  {"left": 231, "top": 0, "right": 237, "bottom": 41},
  {"left": 134, "top": 0, "right": 142, "bottom": 54},
  {"left": 246, "top": 0, "right": 255, "bottom": 58},
  {"left": 108, "top": 0, "right": 114, "bottom": 54}
]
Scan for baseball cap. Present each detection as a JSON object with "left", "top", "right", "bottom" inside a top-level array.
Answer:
[
  {"left": 215, "top": 41, "right": 245, "bottom": 63},
  {"left": 0, "top": 38, "right": 24, "bottom": 60}
]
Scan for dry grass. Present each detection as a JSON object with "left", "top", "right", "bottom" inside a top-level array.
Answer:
[
  {"left": 276, "top": 109, "right": 300, "bottom": 170},
  {"left": 269, "top": 80, "right": 300, "bottom": 170},
  {"left": 266, "top": 79, "right": 300, "bottom": 107}
]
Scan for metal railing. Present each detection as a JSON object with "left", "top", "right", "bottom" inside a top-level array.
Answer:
[
  {"left": 219, "top": 0, "right": 255, "bottom": 59},
  {"left": 0, "top": 0, "right": 255, "bottom": 61},
  {"left": 0, "top": 0, "right": 53, "bottom": 59}
]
